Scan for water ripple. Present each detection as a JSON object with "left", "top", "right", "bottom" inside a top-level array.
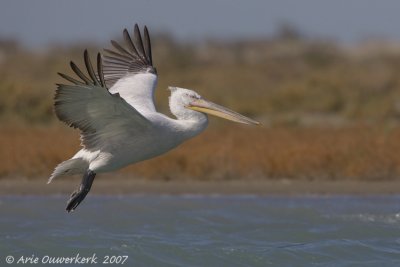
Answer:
[{"left": 1, "top": 195, "right": 400, "bottom": 266}]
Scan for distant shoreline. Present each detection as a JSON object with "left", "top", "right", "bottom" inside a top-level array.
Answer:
[{"left": 1, "top": 178, "right": 400, "bottom": 195}]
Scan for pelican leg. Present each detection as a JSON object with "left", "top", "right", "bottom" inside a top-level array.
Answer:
[{"left": 66, "top": 170, "right": 96, "bottom": 212}]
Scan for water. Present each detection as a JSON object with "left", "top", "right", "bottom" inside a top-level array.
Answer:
[{"left": 1, "top": 195, "right": 400, "bottom": 267}]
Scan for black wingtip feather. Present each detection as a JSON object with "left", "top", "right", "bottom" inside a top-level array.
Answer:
[
  {"left": 111, "top": 40, "right": 134, "bottom": 57},
  {"left": 97, "top": 53, "right": 106, "bottom": 87},
  {"left": 105, "top": 24, "right": 154, "bottom": 68},
  {"left": 133, "top": 24, "right": 146, "bottom": 61},
  {"left": 84, "top": 50, "right": 99, "bottom": 86},
  {"left": 58, "top": 72, "right": 85, "bottom": 85},
  {"left": 102, "top": 23, "right": 157, "bottom": 88},
  {"left": 123, "top": 28, "right": 141, "bottom": 60},
  {"left": 70, "top": 61, "right": 92, "bottom": 85},
  {"left": 58, "top": 51, "right": 107, "bottom": 89},
  {"left": 143, "top": 26, "right": 153, "bottom": 66}
]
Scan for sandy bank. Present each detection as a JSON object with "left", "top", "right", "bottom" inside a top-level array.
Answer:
[{"left": 1, "top": 178, "right": 400, "bottom": 195}]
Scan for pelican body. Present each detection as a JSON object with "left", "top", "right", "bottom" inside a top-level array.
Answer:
[{"left": 50, "top": 24, "right": 259, "bottom": 212}]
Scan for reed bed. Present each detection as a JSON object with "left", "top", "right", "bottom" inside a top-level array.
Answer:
[{"left": 1, "top": 125, "right": 400, "bottom": 181}]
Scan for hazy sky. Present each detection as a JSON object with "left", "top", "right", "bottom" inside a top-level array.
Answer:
[{"left": 1, "top": 0, "right": 400, "bottom": 48}]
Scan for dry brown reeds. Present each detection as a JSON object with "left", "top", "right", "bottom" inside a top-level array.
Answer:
[{"left": 1, "top": 124, "right": 400, "bottom": 181}]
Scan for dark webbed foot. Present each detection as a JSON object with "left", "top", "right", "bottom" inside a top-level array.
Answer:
[
  {"left": 66, "top": 170, "right": 96, "bottom": 212},
  {"left": 66, "top": 187, "right": 90, "bottom": 212}
]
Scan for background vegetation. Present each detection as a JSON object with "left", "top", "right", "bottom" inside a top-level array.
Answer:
[{"left": 2, "top": 28, "right": 400, "bottom": 181}]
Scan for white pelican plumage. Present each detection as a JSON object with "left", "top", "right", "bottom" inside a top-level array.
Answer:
[{"left": 49, "top": 24, "right": 259, "bottom": 212}]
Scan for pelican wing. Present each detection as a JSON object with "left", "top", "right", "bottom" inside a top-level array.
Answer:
[
  {"left": 103, "top": 24, "right": 156, "bottom": 86},
  {"left": 55, "top": 50, "right": 151, "bottom": 150},
  {"left": 102, "top": 24, "right": 158, "bottom": 113}
]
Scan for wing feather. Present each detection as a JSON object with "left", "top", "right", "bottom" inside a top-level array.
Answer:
[
  {"left": 84, "top": 50, "right": 99, "bottom": 85},
  {"left": 110, "top": 40, "right": 135, "bottom": 58},
  {"left": 103, "top": 48, "right": 130, "bottom": 60},
  {"left": 55, "top": 50, "right": 151, "bottom": 150},
  {"left": 57, "top": 72, "right": 85, "bottom": 85},
  {"left": 70, "top": 61, "right": 92, "bottom": 85},
  {"left": 123, "top": 29, "right": 142, "bottom": 62},
  {"left": 97, "top": 53, "right": 106, "bottom": 87},
  {"left": 102, "top": 24, "right": 157, "bottom": 88},
  {"left": 133, "top": 24, "right": 147, "bottom": 62},
  {"left": 143, "top": 26, "right": 153, "bottom": 66}
]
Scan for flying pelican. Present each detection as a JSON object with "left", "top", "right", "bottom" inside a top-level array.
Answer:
[{"left": 49, "top": 24, "right": 259, "bottom": 212}]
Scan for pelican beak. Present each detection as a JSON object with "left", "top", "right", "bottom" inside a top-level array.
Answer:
[{"left": 187, "top": 99, "right": 260, "bottom": 125}]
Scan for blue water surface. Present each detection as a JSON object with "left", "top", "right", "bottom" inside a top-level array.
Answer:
[{"left": 1, "top": 195, "right": 400, "bottom": 267}]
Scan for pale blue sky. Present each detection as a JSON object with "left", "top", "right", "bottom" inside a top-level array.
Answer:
[{"left": 1, "top": 0, "right": 400, "bottom": 48}]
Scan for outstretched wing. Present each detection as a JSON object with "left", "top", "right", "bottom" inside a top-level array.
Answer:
[
  {"left": 55, "top": 50, "right": 151, "bottom": 150},
  {"left": 103, "top": 24, "right": 158, "bottom": 113},
  {"left": 103, "top": 24, "right": 156, "bottom": 86}
]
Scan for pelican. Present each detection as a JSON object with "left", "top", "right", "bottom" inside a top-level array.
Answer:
[{"left": 49, "top": 24, "right": 259, "bottom": 212}]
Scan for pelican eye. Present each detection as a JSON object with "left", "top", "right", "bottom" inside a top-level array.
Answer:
[{"left": 184, "top": 93, "right": 196, "bottom": 98}]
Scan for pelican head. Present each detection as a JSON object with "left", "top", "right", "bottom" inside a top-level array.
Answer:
[{"left": 168, "top": 86, "right": 259, "bottom": 125}]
